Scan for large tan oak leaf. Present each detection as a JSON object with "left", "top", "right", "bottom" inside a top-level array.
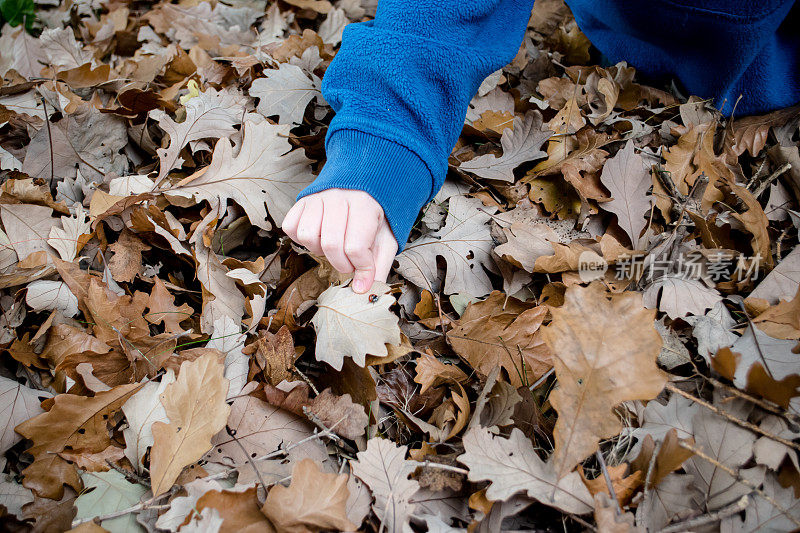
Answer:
[
  {"left": 16, "top": 383, "right": 142, "bottom": 499},
  {"left": 310, "top": 282, "right": 401, "bottom": 370},
  {"left": 150, "top": 352, "right": 231, "bottom": 496},
  {"left": 541, "top": 283, "right": 667, "bottom": 480},
  {"left": 163, "top": 119, "right": 314, "bottom": 229}
]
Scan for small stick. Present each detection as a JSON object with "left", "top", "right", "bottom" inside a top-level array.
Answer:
[
  {"left": 70, "top": 489, "right": 174, "bottom": 528},
  {"left": 704, "top": 376, "right": 800, "bottom": 426},
  {"left": 679, "top": 440, "right": 800, "bottom": 529},
  {"left": 105, "top": 460, "right": 151, "bottom": 487},
  {"left": 417, "top": 461, "right": 469, "bottom": 476},
  {"left": 595, "top": 450, "right": 622, "bottom": 516},
  {"left": 657, "top": 495, "right": 749, "bottom": 533},
  {"left": 666, "top": 383, "right": 800, "bottom": 452},
  {"left": 752, "top": 162, "right": 792, "bottom": 197}
]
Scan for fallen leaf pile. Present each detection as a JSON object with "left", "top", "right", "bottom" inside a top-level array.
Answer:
[{"left": 0, "top": 0, "right": 799, "bottom": 531}]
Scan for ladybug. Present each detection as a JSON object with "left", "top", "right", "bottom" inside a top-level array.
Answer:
[{"left": 368, "top": 294, "right": 379, "bottom": 303}]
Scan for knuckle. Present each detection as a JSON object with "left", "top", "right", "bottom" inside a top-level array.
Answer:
[
  {"left": 295, "top": 228, "right": 315, "bottom": 243},
  {"left": 344, "top": 241, "right": 368, "bottom": 259},
  {"left": 320, "top": 237, "right": 340, "bottom": 253}
]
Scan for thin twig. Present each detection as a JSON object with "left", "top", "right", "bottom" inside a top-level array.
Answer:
[
  {"left": 657, "top": 495, "right": 749, "bottom": 533},
  {"left": 666, "top": 383, "right": 800, "bottom": 452},
  {"left": 40, "top": 97, "right": 54, "bottom": 185},
  {"left": 752, "top": 162, "right": 792, "bottom": 197},
  {"left": 105, "top": 459, "right": 151, "bottom": 487},
  {"left": 595, "top": 450, "right": 622, "bottom": 516},
  {"left": 70, "top": 489, "right": 174, "bottom": 528},
  {"left": 417, "top": 461, "right": 469, "bottom": 476},
  {"left": 704, "top": 376, "right": 800, "bottom": 426},
  {"left": 679, "top": 440, "right": 800, "bottom": 529}
]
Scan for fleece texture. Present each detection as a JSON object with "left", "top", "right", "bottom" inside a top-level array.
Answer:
[{"left": 297, "top": 0, "right": 800, "bottom": 252}]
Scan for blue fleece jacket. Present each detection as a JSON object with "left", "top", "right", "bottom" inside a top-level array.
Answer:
[{"left": 296, "top": 0, "right": 800, "bottom": 252}]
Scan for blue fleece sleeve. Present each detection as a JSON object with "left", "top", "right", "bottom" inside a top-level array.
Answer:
[{"left": 296, "top": 0, "right": 535, "bottom": 252}]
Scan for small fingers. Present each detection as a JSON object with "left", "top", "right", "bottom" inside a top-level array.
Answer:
[
  {"left": 346, "top": 207, "right": 381, "bottom": 293},
  {"left": 320, "top": 197, "right": 353, "bottom": 274},
  {"left": 293, "top": 196, "right": 324, "bottom": 255},
  {"left": 281, "top": 198, "right": 306, "bottom": 238},
  {"left": 372, "top": 223, "right": 398, "bottom": 285}
]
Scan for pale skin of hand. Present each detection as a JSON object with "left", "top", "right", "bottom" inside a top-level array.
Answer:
[{"left": 281, "top": 189, "right": 398, "bottom": 293}]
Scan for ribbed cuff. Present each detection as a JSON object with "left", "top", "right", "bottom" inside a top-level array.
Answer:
[{"left": 296, "top": 129, "right": 433, "bottom": 253}]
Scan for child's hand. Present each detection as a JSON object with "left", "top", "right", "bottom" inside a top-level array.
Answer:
[{"left": 281, "top": 189, "right": 398, "bottom": 293}]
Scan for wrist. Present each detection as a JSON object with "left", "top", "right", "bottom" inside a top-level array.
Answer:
[{"left": 296, "top": 129, "right": 432, "bottom": 252}]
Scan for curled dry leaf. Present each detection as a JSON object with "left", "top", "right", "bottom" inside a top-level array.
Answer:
[{"left": 542, "top": 283, "right": 667, "bottom": 480}]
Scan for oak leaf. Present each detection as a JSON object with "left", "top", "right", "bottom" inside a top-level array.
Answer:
[
  {"left": 448, "top": 291, "right": 551, "bottom": 387},
  {"left": 205, "top": 395, "right": 320, "bottom": 468},
  {"left": 16, "top": 382, "right": 142, "bottom": 499},
  {"left": 164, "top": 119, "right": 314, "bottom": 228},
  {"left": 541, "top": 283, "right": 667, "bottom": 479},
  {"left": 261, "top": 458, "right": 355, "bottom": 533},
  {"left": 599, "top": 140, "right": 651, "bottom": 248},
  {"left": 145, "top": 277, "right": 193, "bottom": 335},
  {"left": 310, "top": 281, "right": 401, "bottom": 370},
  {"left": 459, "top": 111, "right": 551, "bottom": 182},
  {"left": 458, "top": 427, "right": 593, "bottom": 515},
  {"left": 108, "top": 230, "right": 151, "bottom": 283},
  {"left": 150, "top": 88, "right": 247, "bottom": 182},
  {"left": 395, "top": 196, "right": 497, "bottom": 297},
  {"left": 494, "top": 221, "right": 559, "bottom": 273},
  {"left": 683, "top": 407, "right": 763, "bottom": 510},
  {"left": 21, "top": 104, "right": 128, "bottom": 182},
  {"left": 307, "top": 388, "right": 368, "bottom": 440},
  {"left": 149, "top": 352, "right": 231, "bottom": 496},
  {"left": 250, "top": 63, "right": 321, "bottom": 125},
  {"left": 413, "top": 353, "right": 468, "bottom": 394},
  {"left": 351, "top": 438, "right": 420, "bottom": 533}
]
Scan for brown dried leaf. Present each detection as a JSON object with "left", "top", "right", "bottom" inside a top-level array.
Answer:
[
  {"left": 307, "top": 388, "right": 368, "bottom": 439},
  {"left": 448, "top": 291, "right": 552, "bottom": 387},
  {"left": 16, "top": 382, "right": 141, "bottom": 499},
  {"left": 542, "top": 283, "right": 667, "bottom": 479},
  {"left": 150, "top": 352, "right": 231, "bottom": 496},
  {"left": 261, "top": 458, "right": 355, "bottom": 533},
  {"left": 107, "top": 230, "right": 151, "bottom": 283}
]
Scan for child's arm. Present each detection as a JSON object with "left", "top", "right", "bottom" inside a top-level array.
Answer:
[{"left": 282, "top": 0, "right": 535, "bottom": 292}]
